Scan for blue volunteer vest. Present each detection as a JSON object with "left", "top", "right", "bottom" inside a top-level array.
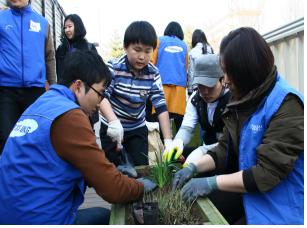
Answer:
[
  {"left": 0, "top": 85, "right": 85, "bottom": 224},
  {"left": 239, "top": 75, "right": 304, "bottom": 224},
  {"left": 0, "top": 4, "right": 48, "bottom": 87},
  {"left": 157, "top": 36, "right": 187, "bottom": 87}
]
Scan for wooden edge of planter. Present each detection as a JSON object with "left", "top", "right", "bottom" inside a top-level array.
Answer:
[
  {"left": 196, "top": 197, "right": 229, "bottom": 225},
  {"left": 109, "top": 203, "right": 126, "bottom": 225}
]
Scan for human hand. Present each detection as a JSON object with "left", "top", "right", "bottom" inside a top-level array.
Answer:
[
  {"left": 137, "top": 177, "right": 157, "bottom": 193},
  {"left": 107, "top": 119, "right": 123, "bottom": 144},
  {"left": 181, "top": 176, "right": 218, "bottom": 203},
  {"left": 163, "top": 138, "right": 184, "bottom": 163},
  {"left": 172, "top": 163, "right": 197, "bottom": 191}
]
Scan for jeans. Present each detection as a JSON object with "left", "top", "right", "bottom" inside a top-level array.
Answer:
[
  {"left": 0, "top": 87, "right": 45, "bottom": 154},
  {"left": 74, "top": 207, "right": 110, "bottom": 225}
]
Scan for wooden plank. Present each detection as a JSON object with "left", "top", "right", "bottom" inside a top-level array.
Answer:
[
  {"left": 196, "top": 198, "right": 228, "bottom": 225},
  {"left": 109, "top": 204, "right": 125, "bottom": 225}
]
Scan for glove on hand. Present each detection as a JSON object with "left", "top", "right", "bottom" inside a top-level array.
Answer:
[
  {"left": 137, "top": 177, "right": 157, "bottom": 193},
  {"left": 163, "top": 138, "right": 184, "bottom": 163},
  {"left": 107, "top": 119, "right": 123, "bottom": 144},
  {"left": 117, "top": 165, "right": 138, "bottom": 178},
  {"left": 181, "top": 176, "right": 218, "bottom": 203},
  {"left": 172, "top": 163, "right": 197, "bottom": 191}
]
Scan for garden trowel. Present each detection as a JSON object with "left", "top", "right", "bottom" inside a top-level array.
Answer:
[{"left": 116, "top": 144, "right": 138, "bottom": 178}]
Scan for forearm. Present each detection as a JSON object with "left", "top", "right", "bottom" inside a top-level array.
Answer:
[
  {"left": 216, "top": 171, "right": 246, "bottom": 193},
  {"left": 175, "top": 93, "right": 198, "bottom": 145},
  {"left": 175, "top": 126, "right": 194, "bottom": 146},
  {"left": 158, "top": 111, "right": 172, "bottom": 139},
  {"left": 51, "top": 110, "right": 143, "bottom": 203},
  {"left": 99, "top": 99, "right": 117, "bottom": 122},
  {"left": 194, "top": 154, "right": 216, "bottom": 173},
  {"left": 45, "top": 25, "right": 56, "bottom": 85}
]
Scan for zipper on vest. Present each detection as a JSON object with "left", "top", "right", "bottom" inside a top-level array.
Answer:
[{"left": 21, "top": 9, "right": 24, "bottom": 86}]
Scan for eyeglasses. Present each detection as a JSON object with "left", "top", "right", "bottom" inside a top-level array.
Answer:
[{"left": 87, "top": 83, "right": 106, "bottom": 102}]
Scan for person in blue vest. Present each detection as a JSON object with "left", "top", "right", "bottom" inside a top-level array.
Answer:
[
  {"left": 0, "top": 51, "right": 156, "bottom": 225},
  {"left": 0, "top": 0, "right": 56, "bottom": 154},
  {"left": 151, "top": 21, "right": 188, "bottom": 132},
  {"left": 172, "top": 27, "right": 304, "bottom": 225}
]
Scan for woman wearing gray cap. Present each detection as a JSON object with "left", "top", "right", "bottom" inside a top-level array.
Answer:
[{"left": 163, "top": 54, "right": 230, "bottom": 165}]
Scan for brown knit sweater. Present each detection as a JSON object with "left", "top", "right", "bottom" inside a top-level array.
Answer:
[{"left": 50, "top": 109, "right": 144, "bottom": 204}]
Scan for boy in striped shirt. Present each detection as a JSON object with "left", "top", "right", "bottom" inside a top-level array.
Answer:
[{"left": 99, "top": 21, "right": 172, "bottom": 166}]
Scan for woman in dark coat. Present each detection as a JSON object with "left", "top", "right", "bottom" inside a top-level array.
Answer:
[
  {"left": 56, "top": 14, "right": 97, "bottom": 82},
  {"left": 56, "top": 14, "right": 99, "bottom": 125}
]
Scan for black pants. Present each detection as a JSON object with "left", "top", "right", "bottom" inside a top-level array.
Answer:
[
  {"left": 100, "top": 123, "right": 149, "bottom": 166},
  {"left": 195, "top": 169, "right": 246, "bottom": 225},
  {"left": 208, "top": 191, "right": 246, "bottom": 224},
  {"left": 0, "top": 87, "right": 45, "bottom": 154}
]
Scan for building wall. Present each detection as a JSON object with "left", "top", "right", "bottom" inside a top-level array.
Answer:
[
  {"left": 263, "top": 18, "right": 304, "bottom": 93},
  {"left": 0, "top": 0, "right": 5, "bottom": 7},
  {"left": 0, "top": 0, "right": 65, "bottom": 49}
]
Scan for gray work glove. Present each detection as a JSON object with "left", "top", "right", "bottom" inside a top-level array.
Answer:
[
  {"left": 181, "top": 176, "right": 218, "bottom": 203},
  {"left": 137, "top": 177, "right": 157, "bottom": 193},
  {"left": 172, "top": 163, "right": 197, "bottom": 191},
  {"left": 117, "top": 165, "right": 138, "bottom": 178}
]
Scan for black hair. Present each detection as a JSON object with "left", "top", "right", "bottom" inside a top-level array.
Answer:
[
  {"left": 58, "top": 50, "right": 111, "bottom": 90},
  {"left": 124, "top": 21, "right": 157, "bottom": 49},
  {"left": 164, "top": 21, "right": 184, "bottom": 40},
  {"left": 220, "top": 27, "right": 274, "bottom": 98},
  {"left": 61, "top": 14, "right": 87, "bottom": 42},
  {"left": 192, "top": 29, "right": 212, "bottom": 54}
]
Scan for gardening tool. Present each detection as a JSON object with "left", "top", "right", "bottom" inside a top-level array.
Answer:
[
  {"left": 116, "top": 144, "right": 138, "bottom": 178},
  {"left": 132, "top": 201, "right": 159, "bottom": 225}
]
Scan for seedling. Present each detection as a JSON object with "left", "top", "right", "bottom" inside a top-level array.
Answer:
[{"left": 148, "top": 148, "right": 179, "bottom": 188}]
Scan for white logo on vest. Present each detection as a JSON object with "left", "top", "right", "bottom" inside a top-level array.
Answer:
[
  {"left": 164, "top": 46, "right": 183, "bottom": 53},
  {"left": 250, "top": 124, "right": 263, "bottom": 133},
  {"left": 29, "top": 20, "right": 41, "bottom": 32},
  {"left": 9, "top": 119, "right": 38, "bottom": 138}
]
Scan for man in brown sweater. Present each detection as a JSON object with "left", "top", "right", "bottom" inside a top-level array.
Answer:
[{"left": 0, "top": 51, "right": 155, "bottom": 225}]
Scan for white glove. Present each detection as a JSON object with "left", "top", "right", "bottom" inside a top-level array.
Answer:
[
  {"left": 107, "top": 119, "right": 124, "bottom": 144},
  {"left": 163, "top": 138, "right": 184, "bottom": 163},
  {"left": 163, "top": 139, "right": 173, "bottom": 150}
]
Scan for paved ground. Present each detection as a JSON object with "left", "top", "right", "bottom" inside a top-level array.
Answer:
[
  {"left": 79, "top": 187, "right": 111, "bottom": 209},
  {"left": 79, "top": 122, "right": 111, "bottom": 210}
]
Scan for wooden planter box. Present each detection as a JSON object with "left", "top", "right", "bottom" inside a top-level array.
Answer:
[{"left": 109, "top": 166, "right": 228, "bottom": 225}]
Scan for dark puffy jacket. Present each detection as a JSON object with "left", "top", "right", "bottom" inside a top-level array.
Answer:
[{"left": 56, "top": 39, "right": 97, "bottom": 81}]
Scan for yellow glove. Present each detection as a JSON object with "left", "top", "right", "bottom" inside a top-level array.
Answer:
[{"left": 163, "top": 138, "right": 184, "bottom": 163}]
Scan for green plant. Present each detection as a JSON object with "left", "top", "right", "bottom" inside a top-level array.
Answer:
[{"left": 149, "top": 149, "right": 173, "bottom": 188}]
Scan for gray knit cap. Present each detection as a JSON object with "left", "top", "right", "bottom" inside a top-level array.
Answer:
[{"left": 192, "top": 54, "right": 223, "bottom": 87}]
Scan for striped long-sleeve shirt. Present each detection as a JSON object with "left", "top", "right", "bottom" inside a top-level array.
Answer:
[{"left": 101, "top": 55, "right": 167, "bottom": 131}]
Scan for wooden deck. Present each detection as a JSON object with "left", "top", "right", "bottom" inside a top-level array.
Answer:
[{"left": 79, "top": 187, "right": 111, "bottom": 209}]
